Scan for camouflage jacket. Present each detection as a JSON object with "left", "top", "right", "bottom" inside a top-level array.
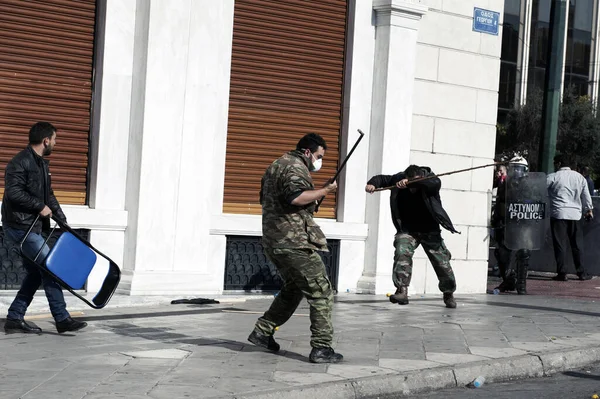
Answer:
[{"left": 260, "top": 150, "right": 328, "bottom": 252}]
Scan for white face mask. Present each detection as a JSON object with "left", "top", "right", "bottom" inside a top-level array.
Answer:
[{"left": 310, "top": 153, "right": 322, "bottom": 172}]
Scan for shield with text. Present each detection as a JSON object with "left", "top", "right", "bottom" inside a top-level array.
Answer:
[{"left": 504, "top": 171, "right": 549, "bottom": 250}]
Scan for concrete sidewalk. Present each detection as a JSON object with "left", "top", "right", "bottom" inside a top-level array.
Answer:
[{"left": 2, "top": 292, "right": 600, "bottom": 398}]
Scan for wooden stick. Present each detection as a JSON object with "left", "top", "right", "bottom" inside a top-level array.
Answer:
[{"left": 373, "top": 162, "right": 506, "bottom": 192}]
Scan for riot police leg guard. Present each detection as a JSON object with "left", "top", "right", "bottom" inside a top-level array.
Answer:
[{"left": 515, "top": 249, "right": 530, "bottom": 295}]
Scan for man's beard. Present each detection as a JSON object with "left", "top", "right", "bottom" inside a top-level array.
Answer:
[{"left": 43, "top": 144, "right": 53, "bottom": 156}]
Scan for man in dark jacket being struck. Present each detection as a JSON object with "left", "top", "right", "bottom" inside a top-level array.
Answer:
[{"left": 366, "top": 165, "right": 458, "bottom": 308}]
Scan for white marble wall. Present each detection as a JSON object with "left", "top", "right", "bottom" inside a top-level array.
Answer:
[
  {"left": 407, "top": 0, "right": 504, "bottom": 294},
  {"left": 84, "top": 0, "right": 136, "bottom": 292},
  {"left": 121, "top": 0, "right": 236, "bottom": 294},
  {"left": 114, "top": 0, "right": 501, "bottom": 296},
  {"left": 0, "top": 0, "right": 504, "bottom": 298}
]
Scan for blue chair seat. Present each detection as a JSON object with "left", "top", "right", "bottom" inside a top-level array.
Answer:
[{"left": 44, "top": 232, "right": 97, "bottom": 290}]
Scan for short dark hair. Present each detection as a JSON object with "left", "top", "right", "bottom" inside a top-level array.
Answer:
[
  {"left": 29, "top": 122, "right": 56, "bottom": 145},
  {"left": 296, "top": 133, "right": 327, "bottom": 153},
  {"left": 554, "top": 154, "right": 572, "bottom": 167},
  {"left": 405, "top": 164, "right": 425, "bottom": 178}
]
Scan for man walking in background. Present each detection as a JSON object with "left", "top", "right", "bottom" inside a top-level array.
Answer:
[
  {"left": 581, "top": 166, "right": 595, "bottom": 197},
  {"left": 547, "top": 154, "right": 594, "bottom": 281}
]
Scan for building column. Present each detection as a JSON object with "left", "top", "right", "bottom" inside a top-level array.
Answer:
[
  {"left": 357, "top": 0, "right": 427, "bottom": 294},
  {"left": 518, "top": 0, "right": 533, "bottom": 104},
  {"left": 120, "top": 0, "right": 235, "bottom": 295},
  {"left": 590, "top": 0, "right": 600, "bottom": 101},
  {"left": 559, "top": 0, "right": 570, "bottom": 99},
  {"left": 84, "top": 0, "right": 136, "bottom": 292}
]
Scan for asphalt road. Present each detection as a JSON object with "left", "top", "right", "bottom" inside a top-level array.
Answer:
[{"left": 413, "top": 366, "right": 600, "bottom": 399}]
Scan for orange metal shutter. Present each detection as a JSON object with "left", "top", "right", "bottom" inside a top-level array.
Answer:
[
  {"left": 223, "top": 0, "right": 347, "bottom": 219},
  {"left": 0, "top": 0, "right": 96, "bottom": 205}
]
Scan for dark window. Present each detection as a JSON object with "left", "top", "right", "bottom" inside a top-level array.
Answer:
[
  {"left": 498, "top": 62, "right": 518, "bottom": 110},
  {"left": 563, "top": 0, "right": 593, "bottom": 96},
  {"left": 498, "top": 0, "right": 523, "bottom": 119},
  {"left": 527, "top": 0, "right": 552, "bottom": 96}
]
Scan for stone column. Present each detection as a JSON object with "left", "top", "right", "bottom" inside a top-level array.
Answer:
[
  {"left": 85, "top": 0, "right": 136, "bottom": 292},
  {"left": 357, "top": 0, "right": 427, "bottom": 294},
  {"left": 121, "top": 0, "right": 235, "bottom": 295}
]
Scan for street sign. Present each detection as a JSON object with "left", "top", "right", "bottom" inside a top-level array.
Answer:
[{"left": 473, "top": 7, "right": 500, "bottom": 35}]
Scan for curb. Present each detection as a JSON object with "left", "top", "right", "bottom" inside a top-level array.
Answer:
[{"left": 228, "top": 346, "right": 600, "bottom": 399}]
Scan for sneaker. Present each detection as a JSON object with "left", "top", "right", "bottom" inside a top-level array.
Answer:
[
  {"left": 56, "top": 317, "right": 87, "bottom": 333},
  {"left": 247, "top": 330, "right": 280, "bottom": 352},
  {"left": 443, "top": 293, "right": 457, "bottom": 309},
  {"left": 309, "top": 347, "right": 343, "bottom": 364}
]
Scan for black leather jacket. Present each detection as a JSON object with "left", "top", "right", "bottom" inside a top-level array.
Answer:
[
  {"left": 367, "top": 167, "right": 459, "bottom": 234},
  {"left": 1, "top": 146, "right": 66, "bottom": 233}
]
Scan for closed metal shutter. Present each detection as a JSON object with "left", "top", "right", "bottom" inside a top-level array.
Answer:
[
  {"left": 0, "top": 0, "right": 96, "bottom": 205},
  {"left": 223, "top": 0, "right": 348, "bottom": 219}
]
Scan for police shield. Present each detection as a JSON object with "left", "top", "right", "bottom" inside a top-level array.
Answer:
[{"left": 504, "top": 171, "right": 549, "bottom": 250}]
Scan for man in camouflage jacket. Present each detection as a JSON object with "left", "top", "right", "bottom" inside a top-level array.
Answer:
[{"left": 248, "top": 133, "right": 343, "bottom": 364}]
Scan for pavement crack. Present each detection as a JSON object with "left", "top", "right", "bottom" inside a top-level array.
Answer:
[
  {"left": 535, "top": 354, "right": 548, "bottom": 376},
  {"left": 441, "top": 321, "right": 470, "bottom": 353},
  {"left": 451, "top": 368, "right": 459, "bottom": 387},
  {"left": 350, "top": 380, "right": 359, "bottom": 399},
  {"left": 20, "top": 360, "right": 74, "bottom": 398},
  {"left": 149, "top": 351, "right": 192, "bottom": 394}
]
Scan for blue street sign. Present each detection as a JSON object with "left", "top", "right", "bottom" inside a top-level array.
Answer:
[{"left": 473, "top": 7, "right": 500, "bottom": 35}]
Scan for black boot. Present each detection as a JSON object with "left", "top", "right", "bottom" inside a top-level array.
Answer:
[
  {"left": 443, "top": 293, "right": 457, "bottom": 308},
  {"left": 496, "top": 269, "right": 517, "bottom": 292},
  {"left": 309, "top": 347, "right": 343, "bottom": 363},
  {"left": 56, "top": 317, "right": 87, "bottom": 333},
  {"left": 516, "top": 249, "right": 530, "bottom": 295},
  {"left": 389, "top": 286, "right": 409, "bottom": 305},
  {"left": 577, "top": 272, "right": 592, "bottom": 281},
  {"left": 248, "top": 330, "right": 280, "bottom": 352},
  {"left": 4, "top": 318, "right": 42, "bottom": 334}
]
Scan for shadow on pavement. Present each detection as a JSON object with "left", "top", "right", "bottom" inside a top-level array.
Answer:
[
  {"left": 481, "top": 301, "right": 600, "bottom": 318},
  {"left": 77, "top": 306, "right": 238, "bottom": 322},
  {"left": 100, "top": 320, "right": 311, "bottom": 363},
  {"left": 563, "top": 371, "right": 600, "bottom": 381}
]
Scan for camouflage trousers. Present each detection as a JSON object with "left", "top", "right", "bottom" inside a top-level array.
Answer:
[
  {"left": 253, "top": 248, "right": 334, "bottom": 349},
  {"left": 393, "top": 232, "right": 456, "bottom": 293}
]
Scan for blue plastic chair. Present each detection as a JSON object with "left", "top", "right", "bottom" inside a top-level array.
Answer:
[{"left": 19, "top": 215, "right": 121, "bottom": 309}]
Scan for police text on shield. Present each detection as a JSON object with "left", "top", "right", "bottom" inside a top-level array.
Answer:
[{"left": 508, "top": 202, "right": 545, "bottom": 220}]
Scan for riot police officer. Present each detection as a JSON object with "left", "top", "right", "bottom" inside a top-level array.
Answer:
[{"left": 492, "top": 156, "right": 532, "bottom": 295}]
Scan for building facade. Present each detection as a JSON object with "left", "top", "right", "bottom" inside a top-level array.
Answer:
[
  {"left": 0, "top": 0, "right": 505, "bottom": 296},
  {"left": 498, "top": 0, "right": 600, "bottom": 123}
]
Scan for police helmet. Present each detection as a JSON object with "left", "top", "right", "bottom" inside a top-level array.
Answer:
[{"left": 509, "top": 155, "right": 528, "bottom": 177}]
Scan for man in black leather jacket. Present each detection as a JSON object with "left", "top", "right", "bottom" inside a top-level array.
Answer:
[
  {"left": 2, "top": 122, "right": 87, "bottom": 334},
  {"left": 366, "top": 165, "right": 459, "bottom": 308}
]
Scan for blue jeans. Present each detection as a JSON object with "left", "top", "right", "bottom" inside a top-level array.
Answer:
[{"left": 5, "top": 227, "right": 70, "bottom": 322}]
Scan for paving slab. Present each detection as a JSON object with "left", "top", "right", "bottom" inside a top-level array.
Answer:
[{"left": 2, "top": 293, "right": 600, "bottom": 397}]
